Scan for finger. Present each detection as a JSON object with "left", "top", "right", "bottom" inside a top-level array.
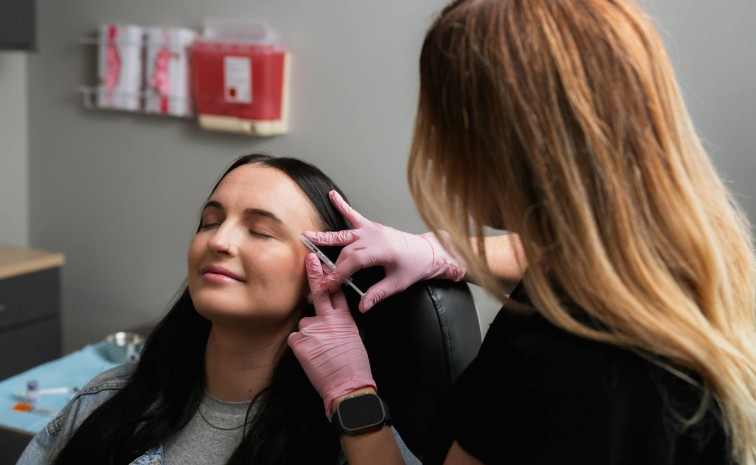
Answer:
[
  {"left": 295, "top": 315, "right": 318, "bottom": 332},
  {"left": 303, "top": 229, "right": 359, "bottom": 246},
  {"left": 329, "top": 286, "right": 350, "bottom": 314},
  {"left": 287, "top": 330, "right": 309, "bottom": 350},
  {"left": 329, "top": 190, "right": 370, "bottom": 228},
  {"left": 286, "top": 331, "right": 301, "bottom": 349},
  {"left": 323, "top": 246, "right": 390, "bottom": 291},
  {"left": 359, "top": 281, "right": 403, "bottom": 313},
  {"left": 304, "top": 253, "right": 324, "bottom": 292},
  {"left": 305, "top": 254, "right": 333, "bottom": 315}
]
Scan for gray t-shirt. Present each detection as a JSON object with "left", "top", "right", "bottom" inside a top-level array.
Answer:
[
  {"left": 162, "top": 392, "right": 418, "bottom": 465},
  {"left": 163, "top": 392, "right": 253, "bottom": 465}
]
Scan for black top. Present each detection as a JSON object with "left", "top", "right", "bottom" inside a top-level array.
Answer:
[{"left": 422, "top": 282, "right": 732, "bottom": 465}]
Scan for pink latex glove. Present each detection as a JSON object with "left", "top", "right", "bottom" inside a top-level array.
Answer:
[
  {"left": 288, "top": 253, "right": 376, "bottom": 419},
  {"left": 303, "top": 190, "right": 466, "bottom": 312}
]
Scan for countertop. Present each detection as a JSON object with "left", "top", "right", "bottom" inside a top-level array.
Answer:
[
  {"left": 0, "top": 341, "right": 120, "bottom": 434},
  {"left": 0, "top": 244, "right": 65, "bottom": 280}
]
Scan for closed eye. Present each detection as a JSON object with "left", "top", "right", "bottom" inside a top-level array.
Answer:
[{"left": 249, "top": 230, "right": 273, "bottom": 239}]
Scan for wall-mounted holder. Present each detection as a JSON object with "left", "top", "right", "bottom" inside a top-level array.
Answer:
[
  {"left": 78, "top": 24, "right": 197, "bottom": 119},
  {"left": 78, "top": 20, "right": 291, "bottom": 137},
  {"left": 77, "top": 86, "right": 192, "bottom": 114}
]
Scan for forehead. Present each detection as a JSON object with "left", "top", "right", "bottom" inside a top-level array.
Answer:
[{"left": 210, "top": 164, "right": 320, "bottom": 229}]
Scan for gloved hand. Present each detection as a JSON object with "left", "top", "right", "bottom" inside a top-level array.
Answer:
[
  {"left": 288, "top": 253, "right": 376, "bottom": 419},
  {"left": 303, "top": 190, "right": 466, "bottom": 312}
]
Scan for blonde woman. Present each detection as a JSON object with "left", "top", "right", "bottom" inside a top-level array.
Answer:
[{"left": 292, "top": 0, "right": 756, "bottom": 464}]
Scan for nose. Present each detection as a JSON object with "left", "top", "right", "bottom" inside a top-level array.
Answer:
[{"left": 207, "top": 224, "right": 238, "bottom": 255}]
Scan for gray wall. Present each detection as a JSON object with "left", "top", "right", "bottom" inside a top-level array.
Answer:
[
  {"left": 641, "top": 0, "right": 756, "bottom": 220},
  {"left": 0, "top": 53, "right": 29, "bottom": 247},
  {"left": 8, "top": 0, "right": 756, "bottom": 353}
]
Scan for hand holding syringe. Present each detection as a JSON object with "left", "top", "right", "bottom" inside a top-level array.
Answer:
[{"left": 300, "top": 235, "right": 365, "bottom": 297}]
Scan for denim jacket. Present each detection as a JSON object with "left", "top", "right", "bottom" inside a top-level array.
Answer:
[
  {"left": 16, "top": 363, "right": 419, "bottom": 465},
  {"left": 14, "top": 363, "right": 162, "bottom": 465}
]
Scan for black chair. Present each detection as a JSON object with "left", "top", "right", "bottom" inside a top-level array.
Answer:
[{"left": 349, "top": 275, "right": 482, "bottom": 461}]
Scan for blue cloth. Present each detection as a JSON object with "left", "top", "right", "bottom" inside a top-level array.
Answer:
[
  {"left": 17, "top": 364, "right": 136, "bottom": 464},
  {"left": 0, "top": 342, "right": 119, "bottom": 434}
]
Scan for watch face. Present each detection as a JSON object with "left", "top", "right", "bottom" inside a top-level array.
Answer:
[{"left": 338, "top": 394, "right": 386, "bottom": 433}]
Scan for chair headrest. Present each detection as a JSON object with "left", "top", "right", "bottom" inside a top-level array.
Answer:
[{"left": 349, "top": 269, "right": 482, "bottom": 461}]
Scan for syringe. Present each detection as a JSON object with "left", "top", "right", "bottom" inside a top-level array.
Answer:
[{"left": 299, "top": 235, "right": 365, "bottom": 297}]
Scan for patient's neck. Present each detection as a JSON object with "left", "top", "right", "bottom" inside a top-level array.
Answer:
[{"left": 203, "top": 324, "right": 288, "bottom": 402}]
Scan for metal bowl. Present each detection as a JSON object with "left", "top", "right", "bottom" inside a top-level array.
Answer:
[{"left": 104, "top": 331, "right": 145, "bottom": 363}]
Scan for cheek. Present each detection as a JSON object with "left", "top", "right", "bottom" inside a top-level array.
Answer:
[
  {"left": 254, "top": 244, "right": 306, "bottom": 271},
  {"left": 186, "top": 236, "right": 206, "bottom": 293},
  {"left": 276, "top": 252, "right": 307, "bottom": 284},
  {"left": 187, "top": 236, "right": 203, "bottom": 269},
  {"left": 255, "top": 249, "right": 309, "bottom": 295}
]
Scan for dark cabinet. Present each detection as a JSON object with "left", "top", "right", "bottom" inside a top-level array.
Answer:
[
  {"left": 0, "top": 0, "right": 36, "bottom": 51},
  {"left": 0, "top": 244, "right": 64, "bottom": 381},
  {"left": 0, "top": 267, "right": 62, "bottom": 380},
  {"left": 0, "top": 244, "right": 64, "bottom": 465}
]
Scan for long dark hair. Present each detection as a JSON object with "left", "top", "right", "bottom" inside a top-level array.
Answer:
[{"left": 53, "top": 153, "right": 354, "bottom": 465}]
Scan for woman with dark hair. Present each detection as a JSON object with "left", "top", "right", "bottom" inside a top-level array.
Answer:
[{"left": 17, "top": 153, "right": 418, "bottom": 465}]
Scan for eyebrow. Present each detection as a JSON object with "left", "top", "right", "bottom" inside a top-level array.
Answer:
[{"left": 202, "top": 200, "right": 284, "bottom": 224}]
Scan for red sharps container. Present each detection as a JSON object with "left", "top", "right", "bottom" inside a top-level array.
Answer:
[{"left": 190, "top": 19, "right": 290, "bottom": 136}]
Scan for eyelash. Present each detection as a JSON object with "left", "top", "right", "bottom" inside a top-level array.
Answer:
[
  {"left": 249, "top": 230, "right": 273, "bottom": 239},
  {"left": 198, "top": 221, "right": 273, "bottom": 239}
]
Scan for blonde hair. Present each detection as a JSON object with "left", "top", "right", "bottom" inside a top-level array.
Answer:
[{"left": 408, "top": 0, "right": 756, "bottom": 462}]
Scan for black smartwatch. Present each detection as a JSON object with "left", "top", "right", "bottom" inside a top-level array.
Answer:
[{"left": 331, "top": 393, "right": 391, "bottom": 436}]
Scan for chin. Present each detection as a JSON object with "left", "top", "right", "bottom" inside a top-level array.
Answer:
[{"left": 190, "top": 294, "right": 243, "bottom": 319}]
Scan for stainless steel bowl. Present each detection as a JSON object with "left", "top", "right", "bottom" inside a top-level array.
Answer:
[{"left": 104, "top": 331, "right": 144, "bottom": 363}]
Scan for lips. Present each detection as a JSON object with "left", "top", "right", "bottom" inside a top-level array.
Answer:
[{"left": 200, "top": 264, "right": 245, "bottom": 282}]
